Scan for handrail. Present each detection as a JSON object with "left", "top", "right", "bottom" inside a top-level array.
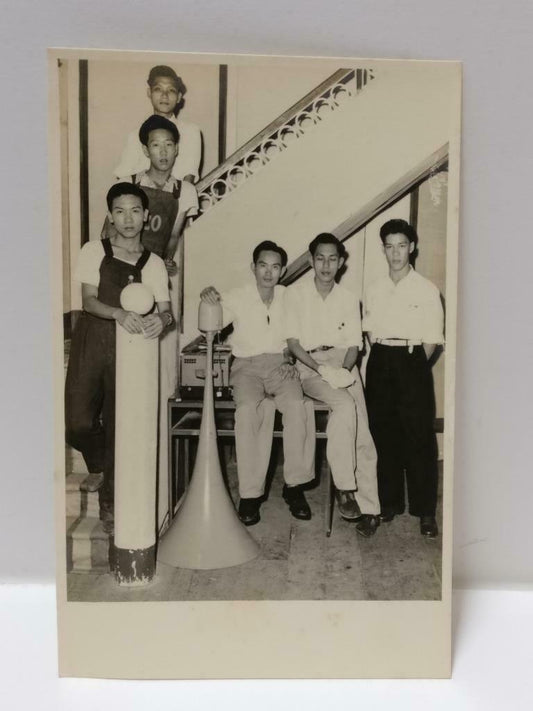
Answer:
[
  {"left": 280, "top": 144, "right": 449, "bottom": 285},
  {"left": 195, "top": 68, "right": 374, "bottom": 215}
]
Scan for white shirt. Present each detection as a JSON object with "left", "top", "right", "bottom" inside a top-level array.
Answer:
[
  {"left": 221, "top": 283, "right": 288, "bottom": 358},
  {"left": 74, "top": 240, "right": 170, "bottom": 303},
  {"left": 285, "top": 275, "right": 363, "bottom": 351},
  {"left": 363, "top": 267, "right": 444, "bottom": 344},
  {"left": 114, "top": 116, "right": 202, "bottom": 182},
  {"left": 129, "top": 171, "right": 199, "bottom": 217}
]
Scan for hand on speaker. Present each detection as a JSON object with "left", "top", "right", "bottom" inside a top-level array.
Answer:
[{"left": 200, "top": 286, "right": 221, "bottom": 304}]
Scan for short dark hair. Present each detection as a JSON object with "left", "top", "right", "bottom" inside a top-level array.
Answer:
[
  {"left": 106, "top": 182, "right": 149, "bottom": 212},
  {"left": 138, "top": 115, "right": 180, "bottom": 146},
  {"left": 308, "top": 233, "right": 346, "bottom": 259},
  {"left": 252, "top": 240, "right": 288, "bottom": 267},
  {"left": 379, "top": 219, "right": 418, "bottom": 245},
  {"left": 147, "top": 65, "right": 187, "bottom": 96}
]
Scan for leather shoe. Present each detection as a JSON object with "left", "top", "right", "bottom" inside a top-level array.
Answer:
[
  {"left": 420, "top": 516, "right": 438, "bottom": 538},
  {"left": 356, "top": 514, "right": 380, "bottom": 538},
  {"left": 238, "top": 497, "right": 261, "bottom": 526},
  {"left": 335, "top": 490, "right": 361, "bottom": 521},
  {"left": 379, "top": 506, "right": 404, "bottom": 523},
  {"left": 282, "top": 485, "right": 312, "bottom": 520}
]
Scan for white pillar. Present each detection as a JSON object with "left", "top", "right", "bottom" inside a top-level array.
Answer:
[{"left": 113, "top": 319, "right": 158, "bottom": 586}]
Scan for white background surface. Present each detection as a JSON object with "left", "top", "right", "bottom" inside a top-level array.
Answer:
[
  {"left": 2, "top": 586, "right": 533, "bottom": 708},
  {"left": 1, "top": 0, "right": 530, "bottom": 589},
  {"left": 0, "top": 0, "right": 532, "bottom": 702}
]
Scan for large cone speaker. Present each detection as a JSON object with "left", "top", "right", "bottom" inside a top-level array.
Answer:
[{"left": 157, "top": 301, "right": 260, "bottom": 569}]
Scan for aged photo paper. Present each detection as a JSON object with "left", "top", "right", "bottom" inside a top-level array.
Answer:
[{"left": 51, "top": 48, "right": 461, "bottom": 678}]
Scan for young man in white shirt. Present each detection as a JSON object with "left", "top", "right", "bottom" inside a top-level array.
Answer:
[
  {"left": 200, "top": 241, "right": 314, "bottom": 526},
  {"left": 114, "top": 65, "right": 202, "bottom": 184},
  {"left": 285, "top": 233, "right": 381, "bottom": 538},
  {"left": 363, "top": 219, "right": 444, "bottom": 538}
]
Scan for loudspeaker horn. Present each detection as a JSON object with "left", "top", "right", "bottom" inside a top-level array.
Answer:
[{"left": 157, "top": 300, "right": 260, "bottom": 569}]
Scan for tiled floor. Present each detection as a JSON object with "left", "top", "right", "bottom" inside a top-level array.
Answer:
[{"left": 67, "top": 446, "right": 443, "bottom": 602}]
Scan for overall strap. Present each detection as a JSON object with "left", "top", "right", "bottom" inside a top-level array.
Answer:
[
  {"left": 135, "top": 249, "right": 151, "bottom": 271},
  {"left": 172, "top": 180, "right": 182, "bottom": 200},
  {"left": 102, "top": 238, "right": 114, "bottom": 257}
]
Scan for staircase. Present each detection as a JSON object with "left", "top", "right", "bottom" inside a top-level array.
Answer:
[{"left": 65, "top": 469, "right": 111, "bottom": 573}]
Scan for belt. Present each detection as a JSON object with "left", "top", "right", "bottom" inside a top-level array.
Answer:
[
  {"left": 308, "top": 345, "right": 335, "bottom": 354},
  {"left": 375, "top": 339, "right": 422, "bottom": 347},
  {"left": 375, "top": 338, "right": 422, "bottom": 354}
]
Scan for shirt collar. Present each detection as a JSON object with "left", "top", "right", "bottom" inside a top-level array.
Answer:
[
  {"left": 247, "top": 282, "right": 281, "bottom": 306},
  {"left": 136, "top": 171, "right": 176, "bottom": 191},
  {"left": 387, "top": 265, "right": 415, "bottom": 287},
  {"left": 310, "top": 277, "right": 338, "bottom": 301}
]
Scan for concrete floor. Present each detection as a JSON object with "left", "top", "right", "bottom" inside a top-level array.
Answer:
[{"left": 67, "top": 445, "right": 443, "bottom": 602}]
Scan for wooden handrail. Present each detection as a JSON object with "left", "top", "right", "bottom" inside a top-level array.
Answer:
[
  {"left": 195, "top": 68, "right": 357, "bottom": 194},
  {"left": 280, "top": 144, "right": 449, "bottom": 285}
]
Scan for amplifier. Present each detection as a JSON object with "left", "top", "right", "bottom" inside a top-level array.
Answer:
[{"left": 179, "top": 348, "right": 232, "bottom": 400}]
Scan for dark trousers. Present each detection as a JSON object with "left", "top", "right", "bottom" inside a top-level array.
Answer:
[
  {"left": 366, "top": 344, "right": 438, "bottom": 517},
  {"left": 65, "top": 315, "right": 115, "bottom": 508}
]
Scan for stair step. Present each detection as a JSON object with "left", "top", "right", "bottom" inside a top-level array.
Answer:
[
  {"left": 65, "top": 473, "right": 100, "bottom": 518},
  {"left": 66, "top": 516, "right": 110, "bottom": 573},
  {"left": 65, "top": 445, "right": 88, "bottom": 476}
]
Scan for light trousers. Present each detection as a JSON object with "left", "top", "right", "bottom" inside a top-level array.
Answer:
[
  {"left": 230, "top": 353, "right": 315, "bottom": 498},
  {"left": 298, "top": 348, "right": 380, "bottom": 515}
]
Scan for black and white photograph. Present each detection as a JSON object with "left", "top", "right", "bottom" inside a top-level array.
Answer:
[{"left": 52, "top": 49, "right": 461, "bottom": 678}]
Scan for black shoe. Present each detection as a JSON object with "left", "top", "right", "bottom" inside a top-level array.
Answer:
[
  {"left": 379, "top": 506, "right": 404, "bottom": 523},
  {"left": 356, "top": 514, "right": 380, "bottom": 538},
  {"left": 335, "top": 490, "right": 362, "bottom": 521},
  {"left": 238, "top": 497, "right": 261, "bottom": 526},
  {"left": 420, "top": 516, "right": 438, "bottom": 538},
  {"left": 282, "top": 485, "right": 312, "bottom": 520}
]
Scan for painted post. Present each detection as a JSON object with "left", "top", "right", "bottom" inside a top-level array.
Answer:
[{"left": 113, "top": 282, "right": 158, "bottom": 586}]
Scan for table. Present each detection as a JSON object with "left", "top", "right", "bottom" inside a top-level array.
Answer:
[{"left": 167, "top": 397, "right": 336, "bottom": 535}]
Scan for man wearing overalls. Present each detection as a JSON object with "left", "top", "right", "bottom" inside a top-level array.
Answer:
[
  {"left": 363, "top": 219, "right": 444, "bottom": 538},
  {"left": 66, "top": 183, "right": 172, "bottom": 534}
]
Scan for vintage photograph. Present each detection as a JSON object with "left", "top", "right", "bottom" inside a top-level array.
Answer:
[{"left": 52, "top": 49, "right": 460, "bottom": 677}]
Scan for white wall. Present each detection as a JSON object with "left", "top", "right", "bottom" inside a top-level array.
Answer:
[{"left": 226, "top": 64, "right": 335, "bottom": 153}]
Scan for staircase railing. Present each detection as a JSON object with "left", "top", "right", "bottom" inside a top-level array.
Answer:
[
  {"left": 195, "top": 68, "right": 374, "bottom": 215},
  {"left": 280, "top": 144, "right": 449, "bottom": 286}
]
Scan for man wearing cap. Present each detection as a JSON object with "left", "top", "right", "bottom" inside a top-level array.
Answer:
[
  {"left": 114, "top": 65, "right": 202, "bottom": 184},
  {"left": 363, "top": 219, "right": 444, "bottom": 538}
]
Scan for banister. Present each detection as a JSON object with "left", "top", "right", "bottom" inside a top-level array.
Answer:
[
  {"left": 280, "top": 144, "right": 449, "bottom": 286},
  {"left": 195, "top": 68, "right": 374, "bottom": 215}
]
